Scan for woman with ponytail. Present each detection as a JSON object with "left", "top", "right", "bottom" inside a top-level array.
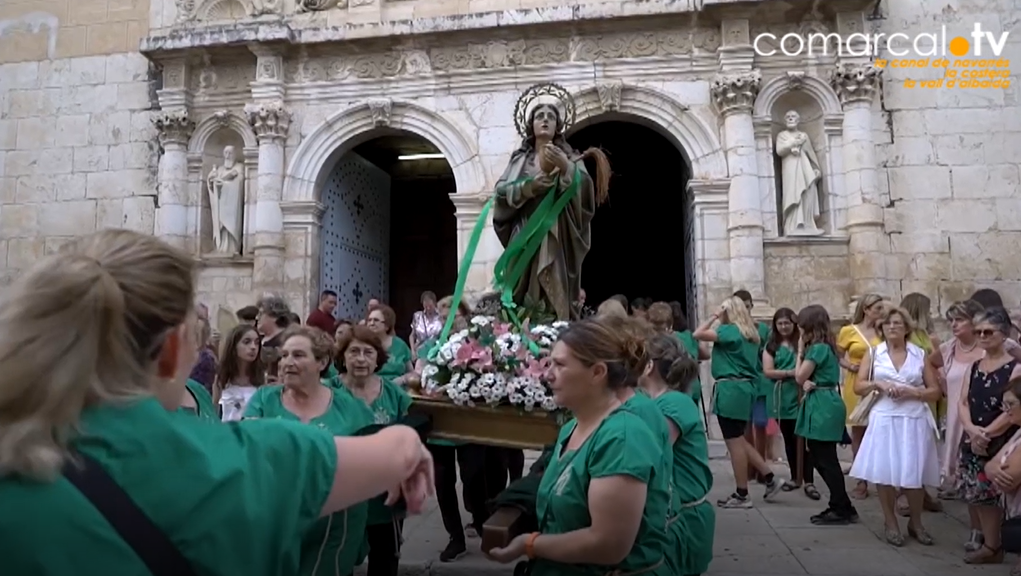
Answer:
[
  {"left": 639, "top": 334, "right": 715, "bottom": 576},
  {"left": 0, "top": 229, "right": 435, "bottom": 576}
]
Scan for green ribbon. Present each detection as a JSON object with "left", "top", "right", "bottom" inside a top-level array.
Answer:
[{"left": 427, "top": 166, "right": 580, "bottom": 361}]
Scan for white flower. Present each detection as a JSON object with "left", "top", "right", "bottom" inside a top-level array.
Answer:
[{"left": 471, "top": 316, "right": 490, "bottom": 326}]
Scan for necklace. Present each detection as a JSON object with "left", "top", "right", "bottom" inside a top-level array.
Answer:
[{"left": 958, "top": 341, "right": 978, "bottom": 353}]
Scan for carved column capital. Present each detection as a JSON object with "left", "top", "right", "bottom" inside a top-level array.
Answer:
[
  {"left": 152, "top": 109, "right": 195, "bottom": 146},
  {"left": 711, "top": 70, "right": 761, "bottom": 116},
  {"left": 367, "top": 98, "right": 392, "bottom": 127},
  {"left": 831, "top": 63, "right": 883, "bottom": 106},
  {"left": 297, "top": 0, "right": 346, "bottom": 11},
  {"left": 245, "top": 101, "right": 292, "bottom": 141},
  {"left": 596, "top": 80, "right": 623, "bottom": 112}
]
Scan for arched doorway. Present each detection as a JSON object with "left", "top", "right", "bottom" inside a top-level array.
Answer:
[
  {"left": 319, "top": 130, "right": 457, "bottom": 339},
  {"left": 567, "top": 118, "right": 694, "bottom": 315}
]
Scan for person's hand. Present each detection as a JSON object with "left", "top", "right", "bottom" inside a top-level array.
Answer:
[
  {"left": 802, "top": 380, "right": 816, "bottom": 393},
  {"left": 544, "top": 143, "right": 571, "bottom": 173},
  {"left": 487, "top": 533, "right": 529, "bottom": 563},
  {"left": 993, "top": 464, "right": 1016, "bottom": 490},
  {"left": 385, "top": 444, "right": 434, "bottom": 514},
  {"left": 797, "top": 337, "right": 806, "bottom": 355},
  {"left": 847, "top": 363, "right": 860, "bottom": 374},
  {"left": 532, "top": 172, "right": 555, "bottom": 191}
]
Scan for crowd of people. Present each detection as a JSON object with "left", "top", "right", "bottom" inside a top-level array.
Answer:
[{"left": 6, "top": 228, "right": 1021, "bottom": 575}]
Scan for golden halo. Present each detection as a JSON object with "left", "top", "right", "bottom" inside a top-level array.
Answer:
[{"left": 514, "top": 83, "right": 576, "bottom": 138}]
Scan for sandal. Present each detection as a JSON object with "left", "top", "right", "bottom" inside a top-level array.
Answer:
[
  {"left": 803, "top": 484, "right": 821, "bottom": 500},
  {"left": 964, "top": 544, "right": 1004, "bottom": 564},
  {"left": 884, "top": 528, "right": 905, "bottom": 547},
  {"left": 781, "top": 481, "right": 800, "bottom": 492},
  {"left": 965, "top": 530, "right": 984, "bottom": 552},
  {"left": 851, "top": 480, "right": 868, "bottom": 499},
  {"left": 908, "top": 525, "right": 934, "bottom": 546}
]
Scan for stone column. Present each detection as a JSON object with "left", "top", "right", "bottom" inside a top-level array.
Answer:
[
  {"left": 831, "top": 63, "right": 888, "bottom": 297},
  {"left": 711, "top": 70, "right": 767, "bottom": 304},
  {"left": 246, "top": 100, "right": 292, "bottom": 296},
  {"left": 449, "top": 192, "right": 500, "bottom": 304},
  {"left": 152, "top": 110, "right": 195, "bottom": 250}
]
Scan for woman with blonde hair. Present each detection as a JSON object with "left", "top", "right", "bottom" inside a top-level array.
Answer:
[
  {"left": 694, "top": 296, "right": 782, "bottom": 508},
  {"left": 596, "top": 298, "right": 628, "bottom": 319},
  {"left": 836, "top": 293, "right": 884, "bottom": 499},
  {"left": 0, "top": 229, "right": 434, "bottom": 575}
]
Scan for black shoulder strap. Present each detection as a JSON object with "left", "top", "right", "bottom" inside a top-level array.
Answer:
[{"left": 63, "top": 452, "right": 197, "bottom": 576}]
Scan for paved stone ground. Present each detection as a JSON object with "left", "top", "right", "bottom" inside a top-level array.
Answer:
[{"left": 356, "top": 444, "right": 1009, "bottom": 576}]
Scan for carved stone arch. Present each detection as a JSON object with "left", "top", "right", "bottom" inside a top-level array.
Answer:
[
  {"left": 196, "top": 0, "right": 249, "bottom": 21},
  {"left": 753, "top": 72, "right": 842, "bottom": 119},
  {"left": 188, "top": 110, "right": 257, "bottom": 153},
  {"left": 570, "top": 83, "right": 727, "bottom": 180},
  {"left": 284, "top": 100, "right": 485, "bottom": 202}
]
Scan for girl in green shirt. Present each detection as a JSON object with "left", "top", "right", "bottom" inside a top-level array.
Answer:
[
  {"left": 795, "top": 305, "right": 857, "bottom": 525},
  {"left": 487, "top": 317, "right": 670, "bottom": 575},
  {"left": 693, "top": 296, "right": 782, "bottom": 508},
  {"left": 762, "top": 308, "right": 819, "bottom": 500},
  {"left": 639, "top": 333, "right": 716, "bottom": 576},
  {"left": 244, "top": 326, "right": 372, "bottom": 576},
  {"left": 366, "top": 304, "right": 415, "bottom": 386}
]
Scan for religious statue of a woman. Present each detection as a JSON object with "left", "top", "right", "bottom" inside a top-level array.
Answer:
[
  {"left": 775, "top": 110, "right": 823, "bottom": 236},
  {"left": 492, "top": 83, "right": 611, "bottom": 321},
  {"left": 206, "top": 145, "right": 244, "bottom": 254}
]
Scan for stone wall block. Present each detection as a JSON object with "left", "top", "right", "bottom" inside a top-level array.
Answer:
[
  {"left": 890, "top": 231, "right": 949, "bottom": 254},
  {"left": 6, "top": 237, "right": 45, "bottom": 269},
  {"left": 122, "top": 196, "right": 156, "bottom": 232},
  {"left": 55, "top": 114, "right": 92, "bottom": 147},
  {"left": 14, "top": 176, "right": 57, "bottom": 204},
  {"left": 39, "top": 200, "right": 97, "bottom": 236},
  {"left": 88, "top": 111, "right": 133, "bottom": 145},
  {"left": 86, "top": 169, "right": 151, "bottom": 199},
  {"left": 0, "top": 120, "right": 16, "bottom": 151},
  {"left": 115, "top": 82, "right": 153, "bottom": 111},
  {"left": 96, "top": 199, "right": 126, "bottom": 229},
  {"left": 73, "top": 146, "right": 111, "bottom": 173},
  {"left": 935, "top": 199, "right": 997, "bottom": 233},
  {"left": 0, "top": 204, "right": 38, "bottom": 238},
  {"left": 55, "top": 173, "right": 88, "bottom": 201},
  {"left": 951, "top": 165, "right": 1020, "bottom": 199},
  {"left": 888, "top": 166, "right": 951, "bottom": 201},
  {"left": 15, "top": 117, "right": 57, "bottom": 150}
]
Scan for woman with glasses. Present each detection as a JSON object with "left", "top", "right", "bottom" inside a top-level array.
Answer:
[
  {"left": 366, "top": 304, "right": 415, "bottom": 386},
  {"left": 957, "top": 307, "right": 1021, "bottom": 565}
]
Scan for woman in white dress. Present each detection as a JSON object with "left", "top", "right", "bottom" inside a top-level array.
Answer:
[{"left": 850, "top": 305, "right": 942, "bottom": 546}]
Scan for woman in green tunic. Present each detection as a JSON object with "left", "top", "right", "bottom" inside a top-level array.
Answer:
[
  {"left": 693, "top": 295, "right": 782, "bottom": 508},
  {"left": 0, "top": 229, "right": 436, "bottom": 576},
  {"left": 335, "top": 324, "right": 414, "bottom": 576},
  {"left": 639, "top": 333, "right": 716, "bottom": 576},
  {"left": 366, "top": 304, "right": 415, "bottom": 386},
  {"left": 647, "top": 302, "right": 710, "bottom": 404},
  {"left": 762, "top": 308, "right": 819, "bottom": 500},
  {"left": 487, "top": 318, "right": 670, "bottom": 575},
  {"left": 794, "top": 304, "right": 857, "bottom": 525},
  {"left": 244, "top": 326, "right": 372, "bottom": 576},
  {"left": 178, "top": 378, "right": 218, "bottom": 420}
]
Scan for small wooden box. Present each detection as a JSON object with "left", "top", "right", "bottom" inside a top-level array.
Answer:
[{"left": 408, "top": 394, "right": 562, "bottom": 450}]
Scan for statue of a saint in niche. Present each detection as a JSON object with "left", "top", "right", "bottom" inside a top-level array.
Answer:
[
  {"left": 776, "top": 110, "right": 823, "bottom": 236},
  {"left": 206, "top": 145, "right": 244, "bottom": 254},
  {"left": 492, "top": 83, "right": 611, "bottom": 321}
]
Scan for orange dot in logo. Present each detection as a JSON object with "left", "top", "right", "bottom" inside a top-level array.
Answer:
[{"left": 949, "top": 36, "right": 970, "bottom": 57}]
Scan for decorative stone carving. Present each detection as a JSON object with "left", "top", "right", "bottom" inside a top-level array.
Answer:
[
  {"left": 207, "top": 145, "right": 245, "bottom": 254},
  {"left": 775, "top": 110, "right": 822, "bottom": 236},
  {"left": 596, "top": 81, "right": 623, "bottom": 112},
  {"left": 831, "top": 63, "right": 882, "bottom": 105},
  {"left": 786, "top": 71, "right": 806, "bottom": 91},
  {"left": 368, "top": 99, "right": 392, "bottom": 126},
  {"left": 245, "top": 101, "right": 291, "bottom": 140},
  {"left": 722, "top": 19, "right": 750, "bottom": 46},
  {"left": 284, "top": 30, "right": 722, "bottom": 82},
  {"left": 210, "top": 110, "right": 231, "bottom": 127},
  {"left": 256, "top": 59, "right": 280, "bottom": 82},
  {"left": 249, "top": 0, "right": 282, "bottom": 15},
  {"left": 298, "top": 0, "right": 345, "bottom": 11},
  {"left": 710, "top": 70, "right": 761, "bottom": 116},
  {"left": 153, "top": 110, "right": 196, "bottom": 146},
  {"left": 175, "top": 0, "right": 196, "bottom": 22}
]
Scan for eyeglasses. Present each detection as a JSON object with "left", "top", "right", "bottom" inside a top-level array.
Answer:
[
  {"left": 366, "top": 318, "right": 384, "bottom": 324},
  {"left": 974, "top": 329, "right": 1000, "bottom": 338}
]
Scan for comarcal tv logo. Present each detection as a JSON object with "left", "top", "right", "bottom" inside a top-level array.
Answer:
[{"left": 755, "top": 24, "right": 1011, "bottom": 89}]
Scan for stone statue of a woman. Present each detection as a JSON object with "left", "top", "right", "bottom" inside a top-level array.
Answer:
[
  {"left": 206, "top": 145, "right": 244, "bottom": 254},
  {"left": 776, "top": 110, "right": 823, "bottom": 236},
  {"left": 492, "top": 83, "right": 611, "bottom": 321}
]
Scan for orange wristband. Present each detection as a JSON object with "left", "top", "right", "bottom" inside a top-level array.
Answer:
[{"left": 525, "top": 532, "right": 540, "bottom": 559}]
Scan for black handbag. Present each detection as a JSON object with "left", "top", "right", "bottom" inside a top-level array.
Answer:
[{"left": 1003, "top": 516, "right": 1021, "bottom": 554}]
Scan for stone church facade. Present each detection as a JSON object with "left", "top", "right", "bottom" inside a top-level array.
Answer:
[{"left": 0, "top": 0, "right": 1017, "bottom": 323}]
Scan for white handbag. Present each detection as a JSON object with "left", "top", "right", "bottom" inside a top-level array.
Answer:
[{"left": 846, "top": 327, "right": 878, "bottom": 426}]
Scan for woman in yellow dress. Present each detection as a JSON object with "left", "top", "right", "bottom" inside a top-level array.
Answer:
[{"left": 836, "top": 293, "right": 883, "bottom": 499}]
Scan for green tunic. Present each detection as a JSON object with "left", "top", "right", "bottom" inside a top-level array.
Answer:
[
  {"left": 795, "top": 343, "right": 846, "bottom": 442},
  {"left": 377, "top": 336, "right": 412, "bottom": 382},
  {"left": 244, "top": 385, "right": 371, "bottom": 576},
  {"left": 766, "top": 345, "right": 800, "bottom": 420},
  {"left": 335, "top": 378, "right": 413, "bottom": 526},
  {"left": 673, "top": 330, "right": 702, "bottom": 403},
  {"left": 755, "top": 322, "right": 772, "bottom": 399},
  {"left": 654, "top": 391, "right": 714, "bottom": 576},
  {"left": 624, "top": 391, "right": 673, "bottom": 519},
  {"left": 0, "top": 398, "right": 337, "bottom": 576},
  {"left": 710, "top": 324, "right": 760, "bottom": 421},
  {"left": 178, "top": 379, "right": 218, "bottom": 420},
  {"left": 533, "top": 409, "right": 671, "bottom": 576}
]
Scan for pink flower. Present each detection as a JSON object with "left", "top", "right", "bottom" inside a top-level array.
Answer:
[
  {"left": 493, "top": 322, "right": 512, "bottom": 336},
  {"left": 521, "top": 356, "right": 551, "bottom": 379}
]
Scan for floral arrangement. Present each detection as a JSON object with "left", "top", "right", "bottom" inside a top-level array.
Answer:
[{"left": 421, "top": 315, "right": 570, "bottom": 411}]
